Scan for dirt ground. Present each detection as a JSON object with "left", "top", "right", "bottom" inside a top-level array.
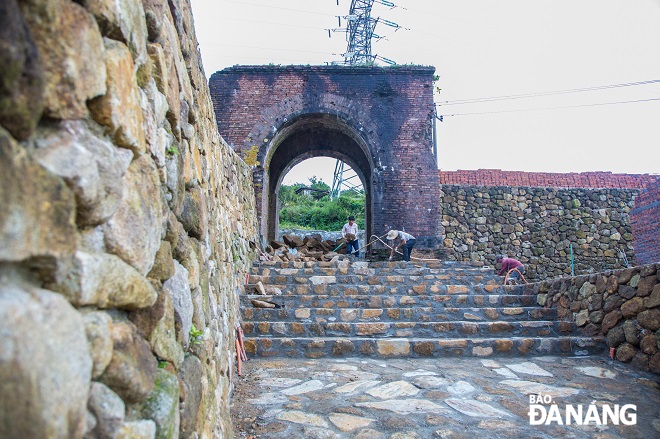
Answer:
[{"left": 230, "top": 361, "right": 269, "bottom": 439}]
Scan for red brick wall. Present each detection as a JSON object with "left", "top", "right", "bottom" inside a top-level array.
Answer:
[
  {"left": 631, "top": 178, "right": 660, "bottom": 264},
  {"left": 439, "top": 169, "right": 657, "bottom": 189},
  {"left": 210, "top": 65, "right": 442, "bottom": 247}
]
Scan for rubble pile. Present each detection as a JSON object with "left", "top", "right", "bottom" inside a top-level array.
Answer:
[{"left": 260, "top": 233, "right": 353, "bottom": 263}]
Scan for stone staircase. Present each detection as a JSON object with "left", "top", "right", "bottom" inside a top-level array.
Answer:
[{"left": 240, "top": 260, "right": 606, "bottom": 359}]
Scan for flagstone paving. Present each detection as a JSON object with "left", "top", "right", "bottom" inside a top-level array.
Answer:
[{"left": 230, "top": 356, "right": 660, "bottom": 439}]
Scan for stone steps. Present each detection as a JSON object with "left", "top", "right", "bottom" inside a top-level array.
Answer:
[
  {"left": 240, "top": 260, "right": 606, "bottom": 359},
  {"left": 251, "top": 262, "right": 499, "bottom": 278},
  {"left": 242, "top": 293, "right": 539, "bottom": 308},
  {"left": 242, "top": 320, "right": 573, "bottom": 339},
  {"left": 248, "top": 274, "right": 503, "bottom": 288},
  {"left": 242, "top": 306, "right": 557, "bottom": 323},
  {"left": 246, "top": 282, "right": 520, "bottom": 296},
  {"left": 243, "top": 336, "right": 606, "bottom": 359}
]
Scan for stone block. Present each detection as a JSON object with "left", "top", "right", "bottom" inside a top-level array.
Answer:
[
  {"left": 0, "top": 278, "right": 92, "bottom": 438},
  {"left": 88, "top": 382, "right": 125, "bottom": 439},
  {"left": 89, "top": 38, "right": 145, "bottom": 154},
  {"left": 83, "top": 311, "right": 114, "bottom": 379},
  {"left": 637, "top": 309, "right": 660, "bottom": 331},
  {"left": 150, "top": 288, "right": 185, "bottom": 368},
  {"left": 100, "top": 321, "right": 158, "bottom": 404},
  {"left": 48, "top": 251, "right": 158, "bottom": 310},
  {"left": 127, "top": 369, "right": 180, "bottom": 439},
  {"left": 32, "top": 120, "right": 132, "bottom": 226},
  {"left": 148, "top": 241, "right": 175, "bottom": 282},
  {"left": 614, "top": 342, "right": 636, "bottom": 362},
  {"left": 103, "top": 154, "right": 164, "bottom": 275},
  {"left": 82, "top": 0, "right": 148, "bottom": 67},
  {"left": 357, "top": 323, "right": 387, "bottom": 335},
  {"left": 117, "top": 420, "right": 156, "bottom": 439},
  {"left": 179, "top": 355, "right": 203, "bottom": 438},
  {"left": 332, "top": 340, "right": 355, "bottom": 356},
  {"left": 606, "top": 326, "right": 626, "bottom": 348},
  {"left": 0, "top": 129, "right": 76, "bottom": 267},
  {"left": 376, "top": 340, "right": 410, "bottom": 356},
  {"left": 0, "top": 0, "right": 44, "bottom": 140},
  {"left": 180, "top": 186, "right": 208, "bottom": 240},
  {"left": 621, "top": 297, "right": 645, "bottom": 319},
  {"left": 601, "top": 310, "right": 621, "bottom": 333},
  {"left": 20, "top": 0, "right": 106, "bottom": 119}
]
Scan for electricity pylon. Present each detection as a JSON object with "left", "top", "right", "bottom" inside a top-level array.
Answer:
[{"left": 327, "top": 0, "right": 400, "bottom": 66}]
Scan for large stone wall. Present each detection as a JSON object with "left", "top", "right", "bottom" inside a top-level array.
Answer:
[
  {"left": 0, "top": 1, "right": 258, "bottom": 438},
  {"left": 631, "top": 178, "right": 660, "bottom": 265},
  {"left": 440, "top": 185, "right": 639, "bottom": 280},
  {"left": 523, "top": 264, "right": 660, "bottom": 374},
  {"left": 438, "top": 169, "right": 660, "bottom": 265}
]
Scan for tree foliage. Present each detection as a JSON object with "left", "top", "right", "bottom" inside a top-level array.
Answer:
[{"left": 279, "top": 178, "right": 365, "bottom": 231}]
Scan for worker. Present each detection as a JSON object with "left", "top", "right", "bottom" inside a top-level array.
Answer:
[
  {"left": 387, "top": 229, "right": 416, "bottom": 262},
  {"left": 342, "top": 215, "right": 359, "bottom": 257},
  {"left": 496, "top": 255, "right": 525, "bottom": 282}
]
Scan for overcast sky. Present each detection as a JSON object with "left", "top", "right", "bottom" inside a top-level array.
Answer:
[{"left": 190, "top": 0, "right": 660, "bottom": 185}]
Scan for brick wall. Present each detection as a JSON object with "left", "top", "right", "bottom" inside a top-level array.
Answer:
[
  {"left": 210, "top": 65, "right": 443, "bottom": 247},
  {"left": 439, "top": 169, "right": 657, "bottom": 189},
  {"left": 631, "top": 179, "right": 660, "bottom": 264}
]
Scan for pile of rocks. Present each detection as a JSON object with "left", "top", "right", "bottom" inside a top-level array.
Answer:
[{"left": 261, "top": 233, "right": 352, "bottom": 263}]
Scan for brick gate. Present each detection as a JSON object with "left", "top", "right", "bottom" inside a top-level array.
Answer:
[{"left": 209, "top": 65, "right": 442, "bottom": 248}]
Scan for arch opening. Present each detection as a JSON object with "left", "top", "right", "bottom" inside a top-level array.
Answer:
[
  {"left": 261, "top": 113, "right": 374, "bottom": 247},
  {"left": 278, "top": 157, "right": 366, "bottom": 243}
]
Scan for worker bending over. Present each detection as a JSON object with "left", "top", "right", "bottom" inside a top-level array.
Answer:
[
  {"left": 496, "top": 255, "right": 525, "bottom": 283},
  {"left": 387, "top": 230, "right": 416, "bottom": 262}
]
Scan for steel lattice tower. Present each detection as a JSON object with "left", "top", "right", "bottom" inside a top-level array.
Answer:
[{"left": 344, "top": 0, "right": 377, "bottom": 65}]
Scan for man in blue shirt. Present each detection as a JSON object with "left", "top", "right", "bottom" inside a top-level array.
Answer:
[{"left": 342, "top": 216, "right": 359, "bottom": 257}]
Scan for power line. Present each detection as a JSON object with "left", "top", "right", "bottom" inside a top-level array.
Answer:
[
  {"left": 438, "top": 97, "right": 660, "bottom": 118},
  {"left": 216, "top": 0, "right": 333, "bottom": 17},
  {"left": 198, "top": 42, "right": 333, "bottom": 56},
  {"left": 201, "top": 16, "right": 325, "bottom": 31},
  {"left": 437, "top": 80, "right": 660, "bottom": 106}
]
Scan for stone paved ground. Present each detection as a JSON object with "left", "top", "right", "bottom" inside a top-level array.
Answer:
[{"left": 231, "top": 356, "right": 659, "bottom": 439}]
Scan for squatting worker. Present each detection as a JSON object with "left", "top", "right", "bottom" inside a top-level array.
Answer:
[
  {"left": 342, "top": 215, "right": 359, "bottom": 257},
  {"left": 387, "top": 229, "right": 416, "bottom": 262},
  {"left": 496, "top": 255, "right": 525, "bottom": 281}
]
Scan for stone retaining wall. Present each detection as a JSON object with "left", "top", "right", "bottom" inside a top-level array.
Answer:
[
  {"left": 523, "top": 264, "right": 660, "bottom": 374},
  {"left": 440, "top": 185, "right": 638, "bottom": 281},
  {"left": 631, "top": 178, "right": 660, "bottom": 265},
  {"left": 0, "top": 0, "right": 257, "bottom": 438}
]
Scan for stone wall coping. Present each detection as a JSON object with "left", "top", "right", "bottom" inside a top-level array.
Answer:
[
  {"left": 439, "top": 169, "right": 659, "bottom": 190},
  {"left": 212, "top": 64, "right": 436, "bottom": 76}
]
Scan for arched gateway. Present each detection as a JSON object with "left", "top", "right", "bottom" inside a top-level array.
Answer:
[{"left": 209, "top": 65, "right": 442, "bottom": 249}]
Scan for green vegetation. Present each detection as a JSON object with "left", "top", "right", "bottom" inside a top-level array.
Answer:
[
  {"left": 279, "top": 177, "right": 365, "bottom": 231},
  {"left": 189, "top": 324, "right": 203, "bottom": 346}
]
